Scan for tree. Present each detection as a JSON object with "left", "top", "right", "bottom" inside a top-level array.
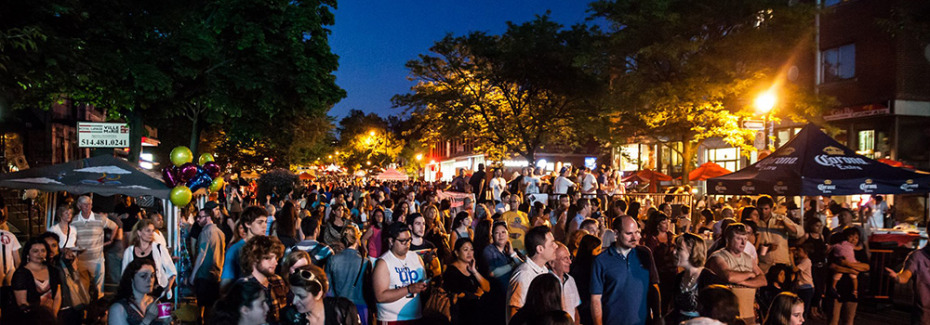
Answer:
[
  {"left": 393, "top": 15, "right": 602, "bottom": 165},
  {"left": 590, "top": 0, "right": 826, "bottom": 181},
  {"left": 335, "top": 109, "right": 403, "bottom": 171}
]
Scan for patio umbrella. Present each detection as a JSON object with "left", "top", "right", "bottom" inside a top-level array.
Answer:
[
  {"left": 689, "top": 162, "right": 732, "bottom": 181},
  {"left": 622, "top": 169, "right": 672, "bottom": 192},
  {"left": 298, "top": 172, "right": 315, "bottom": 180}
]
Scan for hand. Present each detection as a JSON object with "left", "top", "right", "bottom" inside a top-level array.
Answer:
[
  {"left": 143, "top": 300, "right": 161, "bottom": 323},
  {"left": 885, "top": 267, "right": 899, "bottom": 278},
  {"left": 504, "top": 241, "right": 513, "bottom": 255},
  {"left": 467, "top": 259, "right": 478, "bottom": 274},
  {"left": 407, "top": 281, "right": 428, "bottom": 295}
]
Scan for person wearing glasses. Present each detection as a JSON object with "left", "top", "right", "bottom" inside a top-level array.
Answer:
[
  {"left": 372, "top": 222, "right": 426, "bottom": 324},
  {"left": 548, "top": 242, "right": 581, "bottom": 324},
  {"left": 283, "top": 264, "right": 360, "bottom": 325},
  {"left": 706, "top": 223, "right": 767, "bottom": 325}
]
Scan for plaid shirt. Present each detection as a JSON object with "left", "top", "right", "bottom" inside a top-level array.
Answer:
[{"left": 241, "top": 275, "right": 290, "bottom": 324}]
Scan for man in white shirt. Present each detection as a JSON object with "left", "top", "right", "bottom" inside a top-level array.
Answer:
[
  {"left": 867, "top": 195, "right": 889, "bottom": 230},
  {"left": 549, "top": 242, "right": 581, "bottom": 322},
  {"left": 553, "top": 167, "right": 575, "bottom": 197},
  {"left": 581, "top": 167, "right": 598, "bottom": 199},
  {"left": 0, "top": 217, "right": 21, "bottom": 290},
  {"left": 507, "top": 225, "right": 558, "bottom": 323},
  {"left": 72, "top": 195, "right": 119, "bottom": 298}
]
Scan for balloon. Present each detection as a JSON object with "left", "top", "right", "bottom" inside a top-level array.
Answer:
[
  {"left": 162, "top": 167, "right": 179, "bottom": 187},
  {"left": 198, "top": 153, "right": 215, "bottom": 165},
  {"left": 186, "top": 170, "right": 213, "bottom": 192},
  {"left": 179, "top": 162, "right": 199, "bottom": 183},
  {"left": 203, "top": 161, "right": 221, "bottom": 179},
  {"left": 209, "top": 177, "right": 225, "bottom": 193},
  {"left": 169, "top": 185, "right": 192, "bottom": 206},
  {"left": 170, "top": 146, "right": 193, "bottom": 167}
]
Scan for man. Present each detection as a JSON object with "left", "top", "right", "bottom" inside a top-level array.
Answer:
[
  {"left": 501, "top": 202, "right": 530, "bottom": 254},
  {"left": 189, "top": 204, "right": 226, "bottom": 321},
  {"left": 674, "top": 205, "right": 692, "bottom": 234},
  {"left": 712, "top": 207, "right": 735, "bottom": 239},
  {"left": 522, "top": 167, "right": 541, "bottom": 195},
  {"left": 569, "top": 199, "right": 591, "bottom": 236},
  {"left": 866, "top": 195, "right": 889, "bottom": 230},
  {"left": 580, "top": 167, "right": 598, "bottom": 199},
  {"left": 292, "top": 215, "right": 333, "bottom": 267},
  {"left": 591, "top": 216, "right": 660, "bottom": 325},
  {"left": 238, "top": 235, "right": 287, "bottom": 324},
  {"left": 325, "top": 224, "right": 370, "bottom": 322},
  {"left": 496, "top": 191, "right": 511, "bottom": 214},
  {"left": 470, "top": 164, "right": 488, "bottom": 201},
  {"left": 885, "top": 243, "right": 930, "bottom": 325},
  {"left": 580, "top": 218, "right": 601, "bottom": 238},
  {"left": 706, "top": 223, "right": 767, "bottom": 324},
  {"left": 221, "top": 205, "right": 267, "bottom": 290},
  {"left": 448, "top": 168, "right": 467, "bottom": 192},
  {"left": 72, "top": 195, "right": 119, "bottom": 299},
  {"left": 407, "top": 213, "right": 440, "bottom": 277},
  {"left": 507, "top": 225, "right": 558, "bottom": 323},
  {"left": 549, "top": 242, "right": 581, "bottom": 323},
  {"left": 148, "top": 211, "right": 168, "bottom": 248},
  {"left": 755, "top": 195, "right": 803, "bottom": 271},
  {"left": 373, "top": 222, "right": 427, "bottom": 323}
]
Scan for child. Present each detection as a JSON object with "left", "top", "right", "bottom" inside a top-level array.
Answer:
[
  {"left": 792, "top": 247, "right": 816, "bottom": 318},
  {"left": 828, "top": 227, "right": 863, "bottom": 296}
]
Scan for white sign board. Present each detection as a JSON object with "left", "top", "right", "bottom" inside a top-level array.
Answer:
[{"left": 78, "top": 122, "right": 130, "bottom": 148}]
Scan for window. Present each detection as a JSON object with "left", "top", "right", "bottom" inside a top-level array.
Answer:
[
  {"left": 857, "top": 129, "right": 875, "bottom": 158},
  {"left": 705, "top": 147, "right": 740, "bottom": 174},
  {"left": 821, "top": 44, "right": 855, "bottom": 83}
]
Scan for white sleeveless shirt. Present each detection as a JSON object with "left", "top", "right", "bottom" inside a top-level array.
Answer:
[{"left": 376, "top": 251, "right": 425, "bottom": 321}]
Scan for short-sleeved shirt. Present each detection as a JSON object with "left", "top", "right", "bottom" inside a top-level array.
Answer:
[
  {"left": 48, "top": 223, "right": 78, "bottom": 249},
  {"left": 73, "top": 212, "right": 118, "bottom": 261},
  {"left": 507, "top": 258, "right": 550, "bottom": 314},
  {"left": 502, "top": 211, "right": 529, "bottom": 253},
  {"left": 554, "top": 272, "right": 581, "bottom": 321},
  {"left": 221, "top": 239, "right": 246, "bottom": 281},
  {"left": 11, "top": 266, "right": 61, "bottom": 307},
  {"left": 831, "top": 241, "right": 857, "bottom": 264},
  {"left": 590, "top": 246, "right": 659, "bottom": 325},
  {"left": 1, "top": 230, "right": 22, "bottom": 286},
  {"left": 240, "top": 275, "right": 289, "bottom": 324},
  {"left": 905, "top": 248, "right": 930, "bottom": 325},
  {"left": 292, "top": 240, "right": 334, "bottom": 267}
]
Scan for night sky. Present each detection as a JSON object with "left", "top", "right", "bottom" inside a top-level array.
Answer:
[{"left": 328, "top": 0, "right": 594, "bottom": 119}]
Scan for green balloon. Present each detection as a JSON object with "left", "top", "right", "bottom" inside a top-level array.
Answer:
[
  {"left": 170, "top": 146, "right": 193, "bottom": 167},
  {"left": 169, "top": 185, "right": 192, "bottom": 207},
  {"left": 199, "top": 153, "right": 215, "bottom": 165},
  {"left": 209, "top": 177, "right": 225, "bottom": 193}
]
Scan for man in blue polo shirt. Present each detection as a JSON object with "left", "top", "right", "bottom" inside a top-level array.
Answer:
[{"left": 591, "top": 215, "right": 661, "bottom": 325}]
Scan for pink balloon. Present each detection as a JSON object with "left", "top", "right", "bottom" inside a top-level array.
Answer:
[
  {"left": 179, "top": 162, "right": 199, "bottom": 183},
  {"left": 162, "top": 167, "right": 178, "bottom": 187},
  {"left": 203, "top": 161, "right": 221, "bottom": 179}
]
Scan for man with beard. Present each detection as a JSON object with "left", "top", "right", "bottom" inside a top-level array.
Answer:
[
  {"left": 591, "top": 216, "right": 660, "bottom": 325},
  {"left": 188, "top": 204, "right": 226, "bottom": 322},
  {"left": 238, "top": 235, "right": 287, "bottom": 324}
]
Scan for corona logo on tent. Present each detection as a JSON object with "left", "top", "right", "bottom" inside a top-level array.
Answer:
[
  {"left": 715, "top": 182, "right": 727, "bottom": 192},
  {"left": 741, "top": 181, "right": 755, "bottom": 193},
  {"left": 823, "top": 146, "right": 844, "bottom": 155},
  {"left": 901, "top": 179, "right": 919, "bottom": 192},
  {"left": 776, "top": 147, "right": 796, "bottom": 156},
  {"left": 859, "top": 179, "right": 878, "bottom": 193},
  {"left": 773, "top": 181, "right": 788, "bottom": 194},
  {"left": 817, "top": 179, "right": 837, "bottom": 193}
]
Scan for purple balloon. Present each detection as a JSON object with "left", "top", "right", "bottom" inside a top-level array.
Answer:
[
  {"left": 203, "top": 161, "right": 221, "bottom": 179},
  {"left": 162, "top": 167, "right": 178, "bottom": 187},
  {"left": 179, "top": 162, "right": 199, "bottom": 183}
]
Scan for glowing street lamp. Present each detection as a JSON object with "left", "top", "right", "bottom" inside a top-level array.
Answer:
[
  {"left": 415, "top": 153, "right": 423, "bottom": 161},
  {"left": 369, "top": 130, "right": 377, "bottom": 137},
  {"left": 755, "top": 91, "right": 777, "bottom": 150}
]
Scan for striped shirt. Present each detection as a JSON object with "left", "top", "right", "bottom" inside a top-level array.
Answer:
[{"left": 73, "top": 212, "right": 118, "bottom": 261}]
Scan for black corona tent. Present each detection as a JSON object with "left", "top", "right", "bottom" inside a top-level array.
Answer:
[{"left": 708, "top": 124, "right": 930, "bottom": 196}]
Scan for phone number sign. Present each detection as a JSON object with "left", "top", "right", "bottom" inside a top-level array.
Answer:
[{"left": 78, "top": 122, "right": 130, "bottom": 148}]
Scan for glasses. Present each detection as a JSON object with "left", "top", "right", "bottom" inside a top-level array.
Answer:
[
  {"left": 297, "top": 269, "right": 322, "bottom": 288},
  {"left": 395, "top": 237, "right": 412, "bottom": 245}
]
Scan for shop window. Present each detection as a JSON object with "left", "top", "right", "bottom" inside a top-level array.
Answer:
[
  {"left": 821, "top": 44, "right": 855, "bottom": 83},
  {"left": 705, "top": 147, "right": 740, "bottom": 173},
  {"left": 857, "top": 129, "right": 875, "bottom": 158}
]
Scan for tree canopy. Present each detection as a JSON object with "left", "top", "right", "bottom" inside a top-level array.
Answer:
[{"left": 393, "top": 15, "right": 602, "bottom": 164}]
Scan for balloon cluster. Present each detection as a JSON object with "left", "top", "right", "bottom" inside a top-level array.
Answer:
[{"left": 162, "top": 146, "right": 225, "bottom": 207}]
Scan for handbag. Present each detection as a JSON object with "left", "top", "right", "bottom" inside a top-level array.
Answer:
[{"left": 61, "top": 262, "right": 91, "bottom": 309}]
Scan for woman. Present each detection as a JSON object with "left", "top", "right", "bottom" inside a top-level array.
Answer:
[
  {"left": 283, "top": 265, "right": 360, "bottom": 325},
  {"left": 796, "top": 218, "right": 827, "bottom": 319},
  {"left": 669, "top": 233, "right": 721, "bottom": 324},
  {"left": 422, "top": 205, "right": 451, "bottom": 263},
  {"left": 395, "top": 201, "right": 410, "bottom": 224},
  {"left": 442, "top": 238, "right": 490, "bottom": 325},
  {"left": 280, "top": 250, "right": 312, "bottom": 278},
  {"left": 530, "top": 202, "right": 551, "bottom": 227},
  {"left": 764, "top": 292, "right": 805, "bottom": 325},
  {"left": 509, "top": 274, "right": 562, "bottom": 325},
  {"left": 48, "top": 205, "right": 77, "bottom": 248},
  {"left": 569, "top": 234, "right": 602, "bottom": 325},
  {"left": 325, "top": 225, "right": 369, "bottom": 325},
  {"left": 321, "top": 206, "right": 350, "bottom": 252},
  {"left": 210, "top": 280, "right": 269, "bottom": 325},
  {"left": 9, "top": 238, "right": 61, "bottom": 322},
  {"left": 277, "top": 202, "right": 301, "bottom": 248},
  {"left": 121, "top": 219, "right": 177, "bottom": 298},
  {"left": 643, "top": 211, "right": 677, "bottom": 314},
  {"left": 448, "top": 212, "right": 473, "bottom": 247},
  {"left": 361, "top": 208, "right": 385, "bottom": 261},
  {"left": 480, "top": 222, "right": 523, "bottom": 325},
  {"left": 108, "top": 259, "right": 161, "bottom": 325}
]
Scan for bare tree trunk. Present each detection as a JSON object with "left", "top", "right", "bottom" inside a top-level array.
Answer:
[
  {"left": 189, "top": 111, "right": 200, "bottom": 155},
  {"left": 126, "top": 107, "right": 144, "bottom": 163}
]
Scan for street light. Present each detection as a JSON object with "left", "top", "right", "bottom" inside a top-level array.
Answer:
[
  {"left": 415, "top": 153, "right": 423, "bottom": 161},
  {"left": 755, "top": 91, "right": 777, "bottom": 150},
  {"left": 369, "top": 130, "right": 376, "bottom": 137}
]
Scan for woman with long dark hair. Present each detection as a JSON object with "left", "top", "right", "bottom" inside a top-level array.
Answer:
[
  {"left": 442, "top": 238, "right": 490, "bottom": 325},
  {"left": 210, "top": 280, "right": 268, "bottom": 325},
  {"left": 509, "top": 274, "right": 562, "bottom": 325},
  {"left": 480, "top": 221, "right": 523, "bottom": 325},
  {"left": 449, "top": 212, "right": 473, "bottom": 247},
  {"left": 108, "top": 259, "right": 160, "bottom": 325},
  {"left": 569, "top": 234, "right": 602, "bottom": 325},
  {"left": 277, "top": 202, "right": 301, "bottom": 248},
  {"left": 643, "top": 211, "right": 676, "bottom": 314},
  {"left": 361, "top": 208, "right": 385, "bottom": 261},
  {"left": 8, "top": 238, "right": 61, "bottom": 323}
]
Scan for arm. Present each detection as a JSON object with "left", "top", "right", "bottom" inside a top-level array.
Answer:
[
  {"left": 121, "top": 246, "right": 133, "bottom": 276},
  {"left": 372, "top": 259, "right": 425, "bottom": 303},
  {"left": 706, "top": 255, "right": 758, "bottom": 284},
  {"left": 14, "top": 289, "right": 27, "bottom": 307},
  {"left": 648, "top": 283, "right": 661, "bottom": 323},
  {"left": 109, "top": 303, "right": 129, "bottom": 325},
  {"left": 885, "top": 267, "right": 913, "bottom": 284},
  {"left": 591, "top": 294, "right": 603, "bottom": 325},
  {"left": 51, "top": 283, "right": 61, "bottom": 315},
  {"left": 738, "top": 264, "right": 768, "bottom": 288}
]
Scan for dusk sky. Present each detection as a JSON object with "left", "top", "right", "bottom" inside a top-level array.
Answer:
[{"left": 327, "top": 1, "right": 595, "bottom": 119}]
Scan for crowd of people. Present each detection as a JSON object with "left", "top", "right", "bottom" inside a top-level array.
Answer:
[{"left": 0, "top": 163, "right": 927, "bottom": 325}]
